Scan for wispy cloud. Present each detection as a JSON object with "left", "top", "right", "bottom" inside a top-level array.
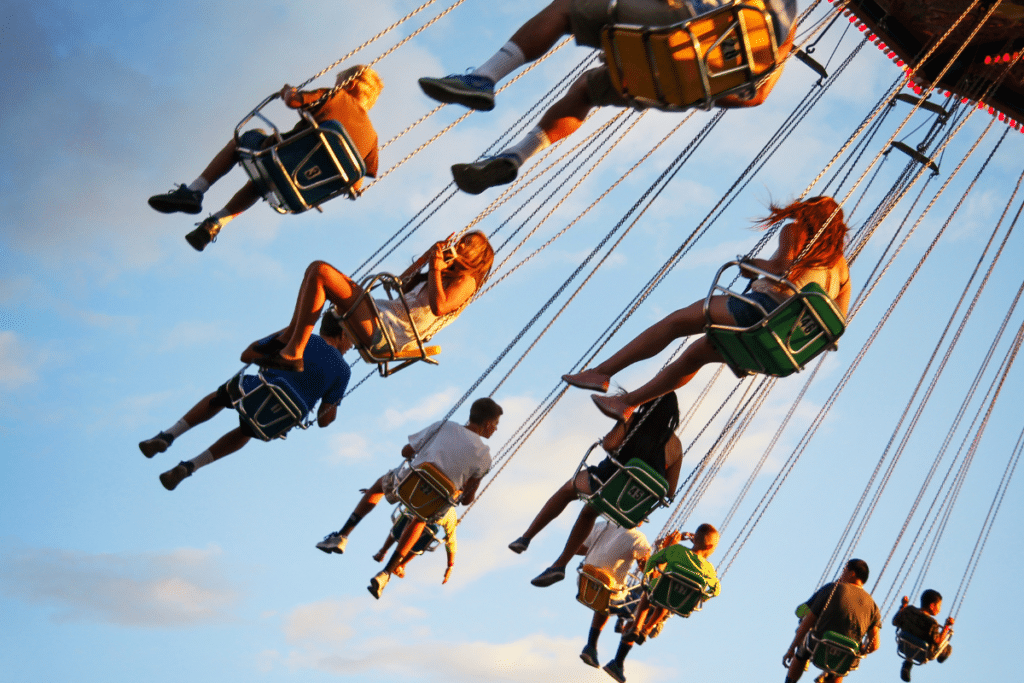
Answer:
[
  {"left": 0, "top": 331, "right": 44, "bottom": 390},
  {"left": 0, "top": 544, "right": 238, "bottom": 627}
]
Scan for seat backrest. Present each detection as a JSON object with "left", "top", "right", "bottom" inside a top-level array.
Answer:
[
  {"left": 811, "top": 630, "right": 861, "bottom": 675},
  {"left": 706, "top": 283, "right": 846, "bottom": 377},
  {"left": 235, "top": 376, "right": 309, "bottom": 441},
  {"left": 896, "top": 630, "right": 931, "bottom": 664},
  {"left": 396, "top": 462, "right": 457, "bottom": 522},
  {"left": 646, "top": 565, "right": 711, "bottom": 617},
  {"left": 576, "top": 564, "right": 617, "bottom": 614},
  {"left": 601, "top": 0, "right": 779, "bottom": 110},
  {"left": 587, "top": 458, "right": 670, "bottom": 529}
]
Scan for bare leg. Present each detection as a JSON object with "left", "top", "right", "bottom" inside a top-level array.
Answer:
[
  {"left": 536, "top": 74, "right": 593, "bottom": 143},
  {"left": 373, "top": 533, "right": 396, "bottom": 562},
  {"left": 519, "top": 475, "right": 584, "bottom": 541},
  {"left": 205, "top": 427, "right": 253, "bottom": 463},
  {"left": 277, "top": 261, "right": 377, "bottom": 362},
  {"left": 180, "top": 391, "right": 227, "bottom": 427},
  {"left": 619, "top": 336, "right": 724, "bottom": 408},
  {"left": 551, "top": 503, "right": 599, "bottom": 568},
  {"left": 340, "top": 478, "right": 386, "bottom": 537},
  {"left": 198, "top": 139, "right": 241, "bottom": 187},
  {"left": 631, "top": 593, "right": 653, "bottom": 635},
  {"left": 786, "top": 653, "right": 809, "bottom": 682},
  {"left": 385, "top": 519, "right": 427, "bottom": 573},
  {"left": 509, "top": 0, "right": 573, "bottom": 61},
  {"left": 217, "top": 180, "right": 261, "bottom": 218}
]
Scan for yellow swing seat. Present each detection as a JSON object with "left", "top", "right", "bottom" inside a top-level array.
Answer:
[
  {"left": 600, "top": 0, "right": 783, "bottom": 111},
  {"left": 329, "top": 273, "right": 442, "bottom": 378},
  {"left": 395, "top": 461, "right": 459, "bottom": 523},
  {"left": 576, "top": 564, "right": 619, "bottom": 614}
]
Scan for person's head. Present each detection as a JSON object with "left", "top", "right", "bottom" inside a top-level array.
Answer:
[
  {"left": 617, "top": 393, "right": 680, "bottom": 464},
  {"left": 759, "top": 195, "right": 848, "bottom": 280},
  {"left": 446, "top": 231, "right": 495, "bottom": 289},
  {"left": 693, "top": 523, "right": 720, "bottom": 555},
  {"left": 843, "top": 558, "right": 870, "bottom": 585},
  {"left": 920, "top": 589, "right": 943, "bottom": 616},
  {"left": 320, "top": 310, "right": 353, "bottom": 354},
  {"left": 468, "top": 397, "right": 503, "bottom": 438},
  {"left": 337, "top": 65, "right": 384, "bottom": 111}
]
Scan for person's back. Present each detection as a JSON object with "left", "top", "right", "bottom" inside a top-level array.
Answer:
[
  {"left": 584, "top": 521, "right": 651, "bottom": 592},
  {"left": 260, "top": 334, "right": 349, "bottom": 414},
  {"left": 809, "top": 580, "right": 879, "bottom": 643},
  {"left": 409, "top": 420, "right": 493, "bottom": 490}
]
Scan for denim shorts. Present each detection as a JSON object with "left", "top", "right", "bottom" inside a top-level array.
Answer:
[{"left": 727, "top": 291, "right": 780, "bottom": 327}]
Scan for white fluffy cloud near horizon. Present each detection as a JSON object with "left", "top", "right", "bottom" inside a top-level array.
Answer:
[{"left": 0, "top": 543, "right": 238, "bottom": 627}]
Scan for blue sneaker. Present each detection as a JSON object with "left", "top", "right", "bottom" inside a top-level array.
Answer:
[
  {"left": 603, "top": 660, "right": 626, "bottom": 683},
  {"left": 451, "top": 154, "right": 520, "bottom": 195},
  {"left": 418, "top": 73, "right": 496, "bottom": 111},
  {"left": 580, "top": 645, "right": 599, "bottom": 668},
  {"left": 530, "top": 564, "right": 566, "bottom": 587}
]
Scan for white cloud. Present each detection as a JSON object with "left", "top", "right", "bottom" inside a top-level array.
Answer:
[
  {"left": 0, "top": 330, "right": 44, "bottom": 390},
  {"left": 156, "top": 319, "right": 235, "bottom": 353},
  {"left": 325, "top": 431, "right": 375, "bottom": 464},
  {"left": 382, "top": 388, "right": 461, "bottom": 429},
  {"left": 0, "top": 544, "right": 238, "bottom": 627}
]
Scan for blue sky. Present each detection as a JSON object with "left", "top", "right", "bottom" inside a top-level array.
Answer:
[{"left": 2, "top": 1, "right": 1023, "bottom": 682}]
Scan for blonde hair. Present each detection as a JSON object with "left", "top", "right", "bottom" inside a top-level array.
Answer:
[{"left": 337, "top": 65, "right": 384, "bottom": 110}]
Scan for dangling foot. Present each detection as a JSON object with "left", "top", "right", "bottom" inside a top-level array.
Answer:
[
  {"left": 315, "top": 533, "right": 347, "bottom": 554},
  {"left": 603, "top": 660, "right": 627, "bottom": 683},
  {"left": 139, "top": 431, "right": 174, "bottom": 458},
  {"left": 418, "top": 73, "right": 496, "bottom": 111},
  {"left": 508, "top": 536, "right": 530, "bottom": 554},
  {"left": 580, "top": 645, "right": 600, "bottom": 668},
  {"left": 562, "top": 370, "right": 611, "bottom": 392},
  {"left": 246, "top": 335, "right": 286, "bottom": 358},
  {"left": 393, "top": 565, "right": 405, "bottom": 579},
  {"left": 149, "top": 184, "right": 203, "bottom": 214},
  {"left": 592, "top": 394, "right": 634, "bottom": 422},
  {"left": 530, "top": 565, "right": 566, "bottom": 587},
  {"left": 368, "top": 571, "right": 390, "bottom": 599},
  {"left": 900, "top": 660, "right": 913, "bottom": 682},
  {"left": 159, "top": 461, "right": 195, "bottom": 491},
  {"left": 255, "top": 351, "right": 304, "bottom": 374},
  {"left": 451, "top": 154, "right": 519, "bottom": 195},
  {"left": 185, "top": 216, "right": 222, "bottom": 252},
  {"left": 371, "top": 549, "right": 386, "bottom": 562}
]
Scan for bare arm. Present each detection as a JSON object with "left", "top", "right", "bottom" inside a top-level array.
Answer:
[
  {"left": 835, "top": 263, "right": 852, "bottom": 316},
  {"left": 663, "top": 435, "right": 683, "bottom": 492},
  {"left": 317, "top": 403, "right": 338, "bottom": 428},
  {"left": 460, "top": 475, "right": 483, "bottom": 505},
  {"left": 747, "top": 221, "right": 802, "bottom": 276},
  {"left": 863, "top": 624, "right": 881, "bottom": 654},
  {"left": 426, "top": 242, "right": 477, "bottom": 317},
  {"left": 784, "top": 612, "right": 817, "bottom": 667}
]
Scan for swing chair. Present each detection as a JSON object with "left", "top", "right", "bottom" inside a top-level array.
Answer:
[
  {"left": 576, "top": 563, "right": 619, "bottom": 614},
  {"left": 234, "top": 92, "right": 367, "bottom": 215},
  {"left": 805, "top": 630, "right": 863, "bottom": 678},
  {"left": 643, "top": 562, "right": 717, "bottom": 618},
  {"left": 895, "top": 628, "right": 951, "bottom": 669},
  {"left": 388, "top": 507, "right": 442, "bottom": 555},
  {"left": 574, "top": 442, "right": 672, "bottom": 529},
  {"left": 327, "top": 273, "right": 442, "bottom": 378},
  {"left": 704, "top": 260, "right": 846, "bottom": 378},
  {"left": 600, "top": 0, "right": 784, "bottom": 111},
  {"left": 227, "top": 365, "right": 312, "bottom": 441},
  {"left": 394, "top": 460, "right": 460, "bottom": 523}
]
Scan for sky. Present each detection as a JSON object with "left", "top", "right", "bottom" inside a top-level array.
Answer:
[{"left": 2, "top": 1, "right": 1023, "bottom": 682}]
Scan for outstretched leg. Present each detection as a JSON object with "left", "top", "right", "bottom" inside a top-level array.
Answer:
[
  {"left": 159, "top": 426, "right": 252, "bottom": 491},
  {"left": 550, "top": 504, "right": 600, "bottom": 569},
  {"left": 514, "top": 475, "right": 582, "bottom": 546},
  {"left": 384, "top": 518, "right": 427, "bottom": 574},
  {"left": 140, "top": 387, "right": 230, "bottom": 458}
]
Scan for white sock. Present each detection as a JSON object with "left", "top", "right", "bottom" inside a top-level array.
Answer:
[
  {"left": 188, "top": 178, "right": 210, "bottom": 194},
  {"left": 473, "top": 41, "right": 526, "bottom": 84},
  {"left": 166, "top": 419, "right": 191, "bottom": 439},
  {"left": 503, "top": 126, "right": 551, "bottom": 165},
  {"left": 189, "top": 450, "right": 215, "bottom": 470}
]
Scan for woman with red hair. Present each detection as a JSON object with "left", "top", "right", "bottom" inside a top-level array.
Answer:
[{"left": 564, "top": 196, "right": 851, "bottom": 422}]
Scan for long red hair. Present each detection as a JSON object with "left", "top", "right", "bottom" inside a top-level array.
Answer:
[{"left": 758, "top": 196, "right": 848, "bottom": 281}]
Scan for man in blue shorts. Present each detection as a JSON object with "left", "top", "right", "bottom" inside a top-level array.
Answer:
[{"left": 139, "top": 314, "right": 351, "bottom": 491}]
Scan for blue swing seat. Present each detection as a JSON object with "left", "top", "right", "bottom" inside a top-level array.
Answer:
[{"left": 229, "top": 367, "right": 311, "bottom": 441}]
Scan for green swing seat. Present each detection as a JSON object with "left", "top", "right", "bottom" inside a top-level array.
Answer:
[
  {"left": 575, "top": 443, "right": 671, "bottom": 529},
  {"left": 327, "top": 273, "right": 442, "bottom": 378},
  {"left": 645, "top": 564, "right": 716, "bottom": 618},
  {"left": 235, "top": 96, "right": 366, "bottom": 214},
  {"left": 809, "top": 630, "right": 862, "bottom": 677},
  {"left": 229, "top": 367, "right": 311, "bottom": 442},
  {"left": 704, "top": 260, "right": 846, "bottom": 378}
]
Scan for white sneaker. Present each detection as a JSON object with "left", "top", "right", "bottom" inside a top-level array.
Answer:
[
  {"left": 316, "top": 533, "right": 347, "bottom": 554},
  {"left": 368, "top": 571, "right": 390, "bottom": 599}
]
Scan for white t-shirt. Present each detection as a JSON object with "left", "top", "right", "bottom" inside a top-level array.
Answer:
[
  {"left": 408, "top": 420, "right": 491, "bottom": 490},
  {"left": 583, "top": 521, "right": 651, "bottom": 594}
]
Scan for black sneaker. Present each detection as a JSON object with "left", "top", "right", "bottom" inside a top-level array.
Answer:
[
  {"left": 160, "top": 461, "right": 195, "bottom": 491},
  {"left": 418, "top": 74, "right": 496, "bottom": 111},
  {"left": 900, "top": 660, "right": 913, "bottom": 682},
  {"left": 603, "top": 660, "right": 626, "bottom": 683},
  {"left": 451, "top": 154, "right": 519, "bottom": 195},
  {"left": 149, "top": 185, "right": 203, "bottom": 214},
  {"left": 185, "top": 217, "right": 222, "bottom": 252},
  {"left": 508, "top": 536, "right": 530, "bottom": 554},
  {"left": 530, "top": 565, "right": 566, "bottom": 587},
  {"left": 139, "top": 431, "right": 174, "bottom": 458}
]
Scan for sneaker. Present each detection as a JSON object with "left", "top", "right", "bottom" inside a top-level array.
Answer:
[
  {"left": 368, "top": 571, "right": 390, "bottom": 599},
  {"left": 580, "top": 645, "right": 599, "bottom": 668},
  {"left": 185, "top": 217, "right": 222, "bottom": 252},
  {"left": 451, "top": 154, "right": 519, "bottom": 195},
  {"left": 603, "top": 660, "right": 626, "bottom": 683},
  {"left": 139, "top": 431, "right": 174, "bottom": 458},
  {"left": 159, "top": 461, "right": 195, "bottom": 491},
  {"left": 508, "top": 536, "right": 530, "bottom": 554},
  {"left": 530, "top": 565, "right": 566, "bottom": 587},
  {"left": 315, "top": 533, "right": 347, "bottom": 554},
  {"left": 149, "top": 185, "right": 203, "bottom": 214},
  {"left": 418, "top": 74, "right": 496, "bottom": 111},
  {"left": 900, "top": 660, "right": 913, "bottom": 682}
]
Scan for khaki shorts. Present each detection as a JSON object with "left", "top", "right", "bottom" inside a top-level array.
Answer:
[
  {"left": 380, "top": 467, "right": 403, "bottom": 505},
  {"left": 570, "top": 0, "right": 696, "bottom": 47}
]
